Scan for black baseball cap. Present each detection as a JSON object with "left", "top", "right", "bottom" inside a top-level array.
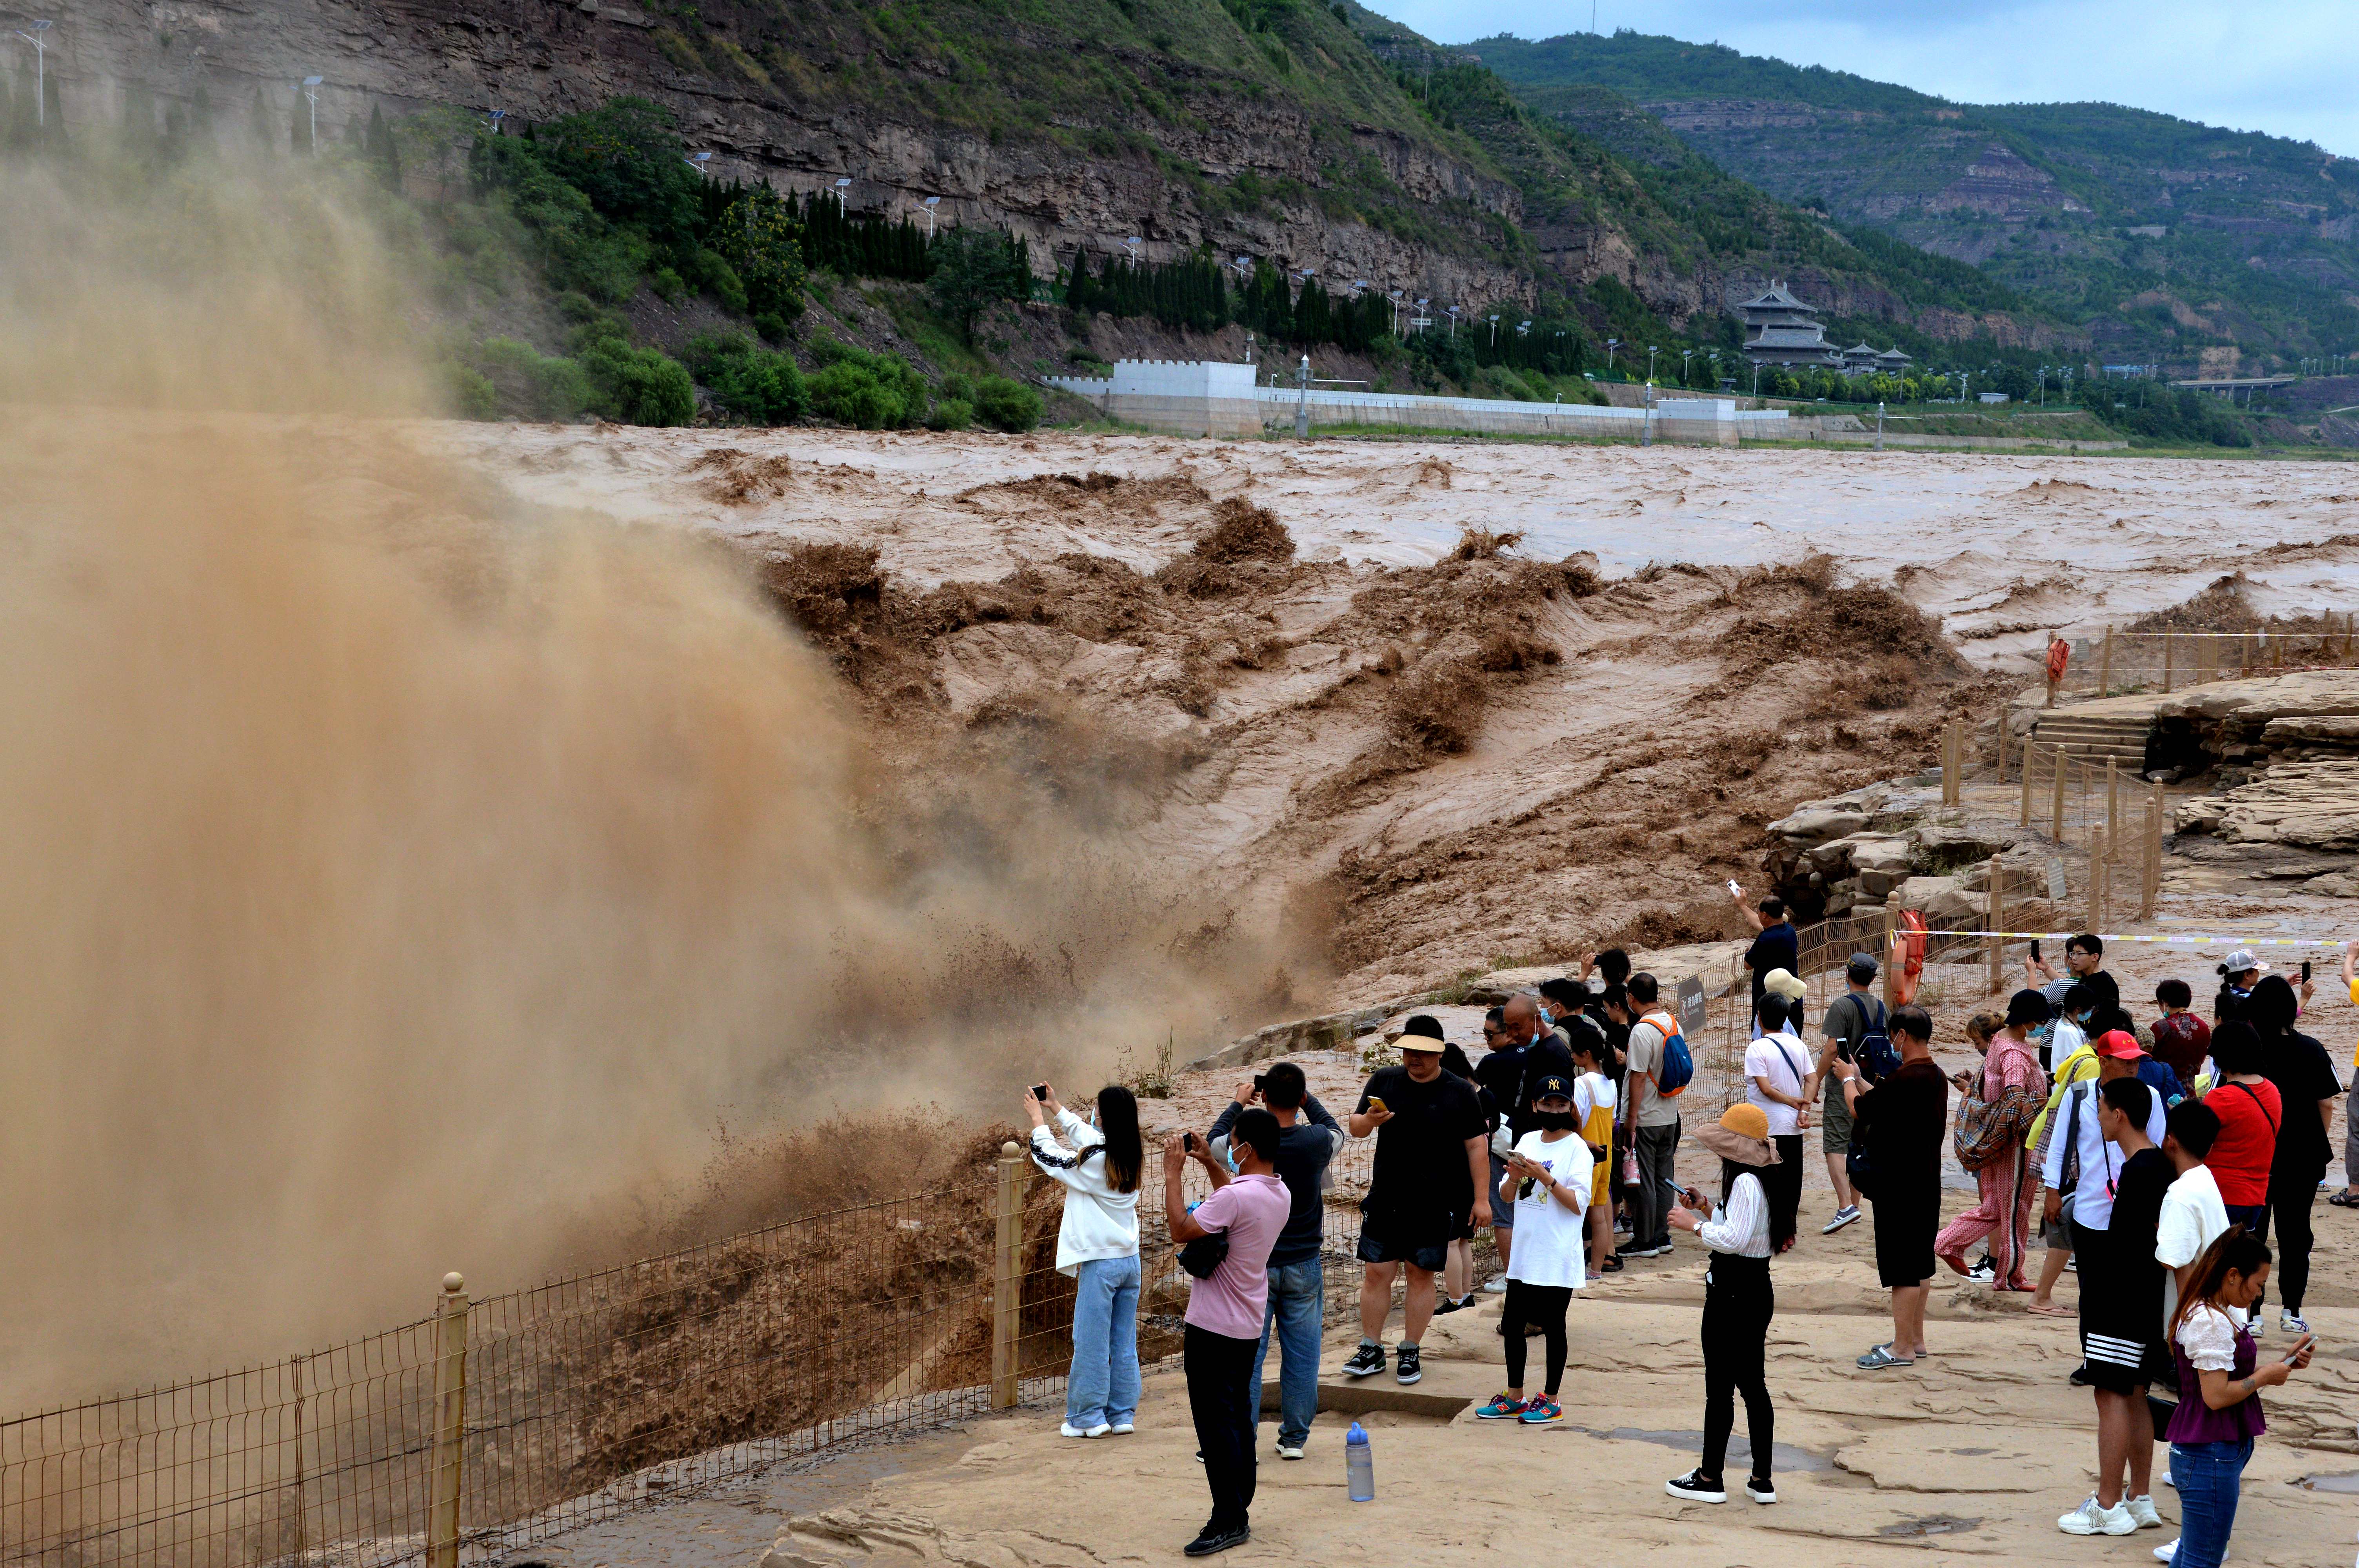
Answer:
[
  {"left": 2006, "top": 989, "right": 2054, "bottom": 1028},
  {"left": 1532, "top": 1074, "right": 1574, "bottom": 1100}
]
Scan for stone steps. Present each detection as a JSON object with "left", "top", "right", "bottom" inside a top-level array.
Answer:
[{"left": 2029, "top": 714, "right": 2153, "bottom": 765}]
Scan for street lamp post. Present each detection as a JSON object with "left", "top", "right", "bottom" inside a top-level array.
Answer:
[
  {"left": 922, "top": 194, "right": 940, "bottom": 237},
  {"left": 301, "top": 76, "right": 323, "bottom": 154},
  {"left": 1487, "top": 313, "right": 1499, "bottom": 347},
  {"left": 1605, "top": 337, "right": 1620, "bottom": 372},
  {"left": 1646, "top": 345, "right": 1659, "bottom": 383},
  {"left": 683, "top": 151, "right": 712, "bottom": 174},
  {"left": 1681, "top": 347, "right": 1693, "bottom": 386},
  {"left": 1446, "top": 305, "right": 1459, "bottom": 339},
  {"left": 1124, "top": 236, "right": 1142, "bottom": 265},
  {"left": 13, "top": 20, "right": 51, "bottom": 130}
]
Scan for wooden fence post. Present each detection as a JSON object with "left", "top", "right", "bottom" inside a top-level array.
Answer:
[
  {"left": 427, "top": 1273, "right": 469, "bottom": 1568},
  {"left": 2020, "top": 737, "right": 2035, "bottom": 826},
  {"left": 1986, "top": 854, "right": 2003, "bottom": 995},
  {"left": 2143, "top": 782, "right": 2164, "bottom": 920},
  {"left": 2100, "top": 624, "right": 2115, "bottom": 697},
  {"left": 992, "top": 1142, "right": 1024, "bottom": 1409},
  {"left": 2051, "top": 748, "right": 2068, "bottom": 842},
  {"left": 1881, "top": 904, "right": 1897, "bottom": 1009},
  {"left": 2163, "top": 631, "right": 2175, "bottom": 693},
  {"left": 2089, "top": 827, "right": 2107, "bottom": 935},
  {"left": 2106, "top": 757, "right": 2119, "bottom": 864}
]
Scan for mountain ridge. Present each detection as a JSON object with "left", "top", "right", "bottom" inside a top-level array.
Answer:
[{"left": 1470, "top": 29, "right": 2359, "bottom": 370}]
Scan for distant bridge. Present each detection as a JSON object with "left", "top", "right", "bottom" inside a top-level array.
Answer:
[{"left": 2171, "top": 376, "right": 2295, "bottom": 403}]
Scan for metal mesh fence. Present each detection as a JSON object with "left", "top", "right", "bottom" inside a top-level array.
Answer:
[{"left": 1, "top": 1131, "right": 1383, "bottom": 1568}]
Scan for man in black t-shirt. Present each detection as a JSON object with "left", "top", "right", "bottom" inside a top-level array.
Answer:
[
  {"left": 2065, "top": 1077, "right": 2173, "bottom": 1535},
  {"left": 1733, "top": 889, "right": 1799, "bottom": 1035},
  {"left": 1341, "top": 1023, "right": 1490, "bottom": 1387},
  {"left": 1834, "top": 1004, "right": 1948, "bottom": 1370}
]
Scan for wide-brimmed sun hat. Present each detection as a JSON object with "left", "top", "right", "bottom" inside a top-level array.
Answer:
[
  {"left": 1764, "top": 968, "right": 1808, "bottom": 1001},
  {"left": 1694, "top": 1103, "right": 1780, "bottom": 1167}
]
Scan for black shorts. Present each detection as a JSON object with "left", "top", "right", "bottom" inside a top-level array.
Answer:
[
  {"left": 1357, "top": 1208, "right": 1457, "bottom": 1272},
  {"left": 1871, "top": 1183, "right": 1938, "bottom": 1289}
]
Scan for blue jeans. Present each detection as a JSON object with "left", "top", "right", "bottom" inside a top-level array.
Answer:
[
  {"left": 1067, "top": 1254, "right": 1140, "bottom": 1429},
  {"left": 1249, "top": 1258, "right": 1324, "bottom": 1450},
  {"left": 2170, "top": 1436, "right": 2254, "bottom": 1568}
]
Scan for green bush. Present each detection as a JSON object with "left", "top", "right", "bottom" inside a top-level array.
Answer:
[
  {"left": 927, "top": 397, "right": 974, "bottom": 431},
  {"left": 685, "top": 331, "right": 807, "bottom": 425},
  {"left": 473, "top": 337, "right": 592, "bottom": 421},
  {"left": 446, "top": 362, "right": 500, "bottom": 420},
  {"left": 938, "top": 369, "right": 976, "bottom": 403},
  {"left": 579, "top": 339, "right": 696, "bottom": 426},
  {"left": 971, "top": 374, "right": 1042, "bottom": 433},
  {"left": 805, "top": 341, "right": 927, "bottom": 428}
]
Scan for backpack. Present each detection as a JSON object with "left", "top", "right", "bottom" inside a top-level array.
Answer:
[
  {"left": 1850, "top": 995, "right": 1899, "bottom": 1084},
  {"left": 1641, "top": 1012, "right": 1694, "bottom": 1098}
]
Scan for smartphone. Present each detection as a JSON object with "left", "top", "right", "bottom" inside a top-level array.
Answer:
[
  {"left": 1031, "top": 1083, "right": 1051, "bottom": 1102},
  {"left": 1251, "top": 1073, "right": 1267, "bottom": 1095},
  {"left": 1367, "top": 1096, "right": 1387, "bottom": 1113},
  {"left": 1183, "top": 1131, "right": 1199, "bottom": 1153},
  {"left": 2304, "top": 959, "right": 2313, "bottom": 983},
  {"left": 1727, "top": 880, "right": 1742, "bottom": 896},
  {"left": 2030, "top": 938, "right": 2042, "bottom": 962}
]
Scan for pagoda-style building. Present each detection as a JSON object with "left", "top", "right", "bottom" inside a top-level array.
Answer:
[{"left": 1737, "top": 281, "right": 1838, "bottom": 367}]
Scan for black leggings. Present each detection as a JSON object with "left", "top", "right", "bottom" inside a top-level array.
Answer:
[
  {"left": 1701, "top": 1253, "right": 1775, "bottom": 1485},
  {"left": 2251, "top": 1166, "right": 2322, "bottom": 1314},
  {"left": 1502, "top": 1282, "right": 1571, "bottom": 1397}
]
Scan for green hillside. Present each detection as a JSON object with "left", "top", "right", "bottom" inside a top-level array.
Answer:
[{"left": 1472, "top": 29, "right": 2359, "bottom": 369}]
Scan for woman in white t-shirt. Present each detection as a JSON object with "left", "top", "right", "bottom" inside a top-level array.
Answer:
[
  {"left": 1744, "top": 994, "right": 1813, "bottom": 1254},
  {"left": 1473, "top": 1074, "right": 1592, "bottom": 1429}
]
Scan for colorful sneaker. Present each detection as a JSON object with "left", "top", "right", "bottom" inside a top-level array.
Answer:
[
  {"left": 1394, "top": 1345, "right": 1422, "bottom": 1385},
  {"left": 2058, "top": 1495, "right": 2137, "bottom": 1536},
  {"left": 1518, "top": 1395, "right": 1563, "bottom": 1426},
  {"left": 2125, "top": 1495, "right": 2164, "bottom": 1530},
  {"left": 1340, "top": 1343, "right": 1385, "bottom": 1379},
  {"left": 2282, "top": 1309, "right": 2311, "bottom": 1336},
  {"left": 1475, "top": 1391, "right": 1530, "bottom": 1421}
]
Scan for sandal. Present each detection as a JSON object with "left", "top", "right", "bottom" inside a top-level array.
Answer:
[
  {"left": 2329, "top": 1191, "right": 2359, "bottom": 1208},
  {"left": 1600, "top": 1257, "right": 1625, "bottom": 1274},
  {"left": 2026, "top": 1301, "right": 2074, "bottom": 1317},
  {"left": 1857, "top": 1343, "right": 1915, "bottom": 1370}
]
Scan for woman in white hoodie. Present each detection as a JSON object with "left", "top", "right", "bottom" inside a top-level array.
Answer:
[{"left": 1027, "top": 1083, "right": 1145, "bottom": 1438}]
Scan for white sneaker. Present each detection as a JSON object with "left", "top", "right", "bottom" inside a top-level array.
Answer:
[
  {"left": 1059, "top": 1421, "right": 1110, "bottom": 1438},
  {"left": 1276, "top": 1444, "right": 1304, "bottom": 1460},
  {"left": 1823, "top": 1205, "right": 1861, "bottom": 1235},
  {"left": 2059, "top": 1495, "right": 2137, "bottom": 1536},
  {"left": 2125, "top": 1494, "right": 2164, "bottom": 1529},
  {"left": 1483, "top": 1277, "right": 1510, "bottom": 1294},
  {"left": 1109, "top": 1421, "right": 1134, "bottom": 1435},
  {"left": 2282, "top": 1309, "right": 2311, "bottom": 1335},
  {"left": 1964, "top": 1260, "right": 1997, "bottom": 1284},
  {"left": 2153, "top": 1539, "right": 2225, "bottom": 1563},
  {"left": 2245, "top": 1311, "right": 2265, "bottom": 1340}
]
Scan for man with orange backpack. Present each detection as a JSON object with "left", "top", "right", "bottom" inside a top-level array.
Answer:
[{"left": 1618, "top": 973, "right": 1692, "bottom": 1261}]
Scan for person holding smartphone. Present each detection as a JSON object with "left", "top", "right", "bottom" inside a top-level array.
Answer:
[
  {"left": 1472, "top": 1075, "right": 1591, "bottom": 1427},
  {"left": 1663, "top": 1105, "right": 1788, "bottom": 1506},
  {"left": 2163, "top": 1227, "right": 2315, "bottom": 1568},
  {"left": 1025, "top": 1083, "right": 1144, "bottom": 1440}
]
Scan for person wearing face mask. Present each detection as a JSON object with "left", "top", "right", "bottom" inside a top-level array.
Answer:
[{"left": 1472, "top": 1075, "right": 1591, "bottom": 1427}]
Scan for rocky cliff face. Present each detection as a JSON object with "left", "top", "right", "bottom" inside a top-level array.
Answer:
[{"left": 35, "top": 0, "right": 1548, "bottom": 310}]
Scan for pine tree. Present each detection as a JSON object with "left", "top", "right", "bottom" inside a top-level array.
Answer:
[{"left": 367, "top": 102, "right": 401, "bottom": 189}]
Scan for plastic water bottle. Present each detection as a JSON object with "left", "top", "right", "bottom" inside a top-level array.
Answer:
[{"left": 1345, "top": 1421, "right": 1374, "bottom": 1502}]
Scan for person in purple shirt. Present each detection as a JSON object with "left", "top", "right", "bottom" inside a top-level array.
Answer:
[{"left": 1165, "top": 1111, "right": 1292, "bottom": 1558}]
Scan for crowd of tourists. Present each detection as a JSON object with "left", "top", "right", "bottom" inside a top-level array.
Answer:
[{"left": 1020, "top": 916, "right": 2355, "bottom": 1562}]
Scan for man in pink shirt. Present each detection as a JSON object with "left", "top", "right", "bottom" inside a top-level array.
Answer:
[{"left": 1166, "top": 1111, "right": 1292, "bottom": 1558}]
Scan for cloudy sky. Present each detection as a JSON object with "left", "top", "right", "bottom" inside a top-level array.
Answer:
[{"left": 1365, "top": 0, "right": 2359, "bottom": 157}]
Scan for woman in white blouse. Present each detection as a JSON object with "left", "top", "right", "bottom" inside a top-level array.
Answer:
[{"left": 1664, "top": 1104, "right": 1790, "bottom": 1507}]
